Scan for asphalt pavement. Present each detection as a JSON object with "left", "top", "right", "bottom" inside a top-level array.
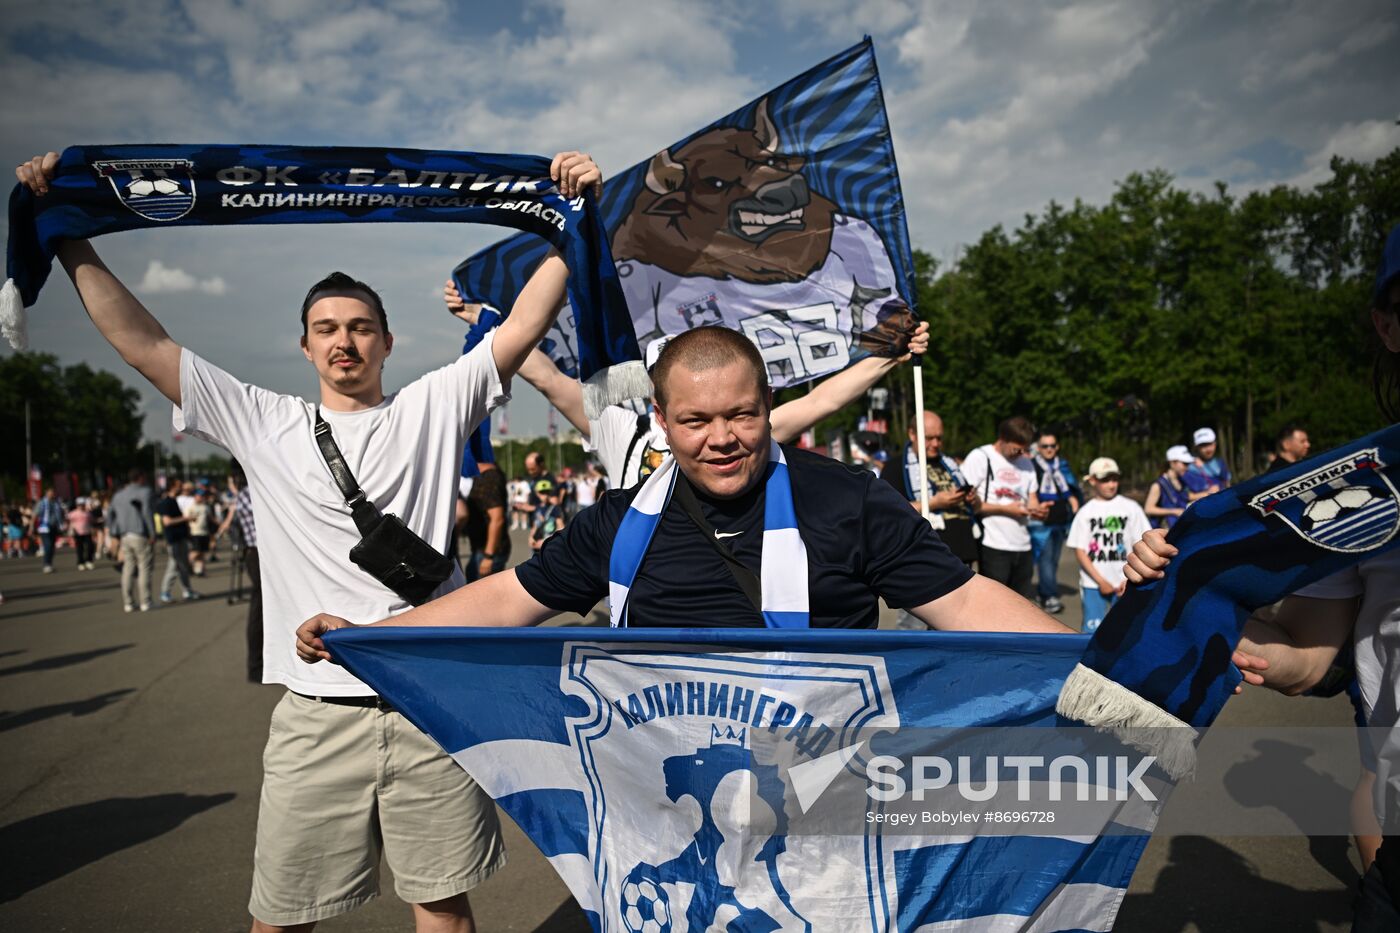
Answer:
[{"left": 0, "top": 533, "right": 1360, "bottom": 932}]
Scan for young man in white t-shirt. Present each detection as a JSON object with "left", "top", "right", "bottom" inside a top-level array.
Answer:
[
  {"left": 1066, "top": 457, "right": 1151, "bottom": 633},
  {"left": 17, "top": 148, "right": 603, "bottom": 933},
  {"left": 444, "top": 284, "right": 930, "bottom": 491},
  {"left": 961, "top": 416, "right": 1048, "bottom": 599}
]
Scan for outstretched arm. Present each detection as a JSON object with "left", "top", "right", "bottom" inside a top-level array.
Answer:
[
  {"left": 769, "top": 323, "right": 929, "bottom": 443},
  {"left": 490, "top": 152, "right": 602, "bottom": 382},
  {"left": 445, "top": 279, "right": 590, "bottom": 435},
  {"left": 18, "top": 153, "right": 183, "bottom": 403},
  {"left": 911, "top": 574, "right": 1075, "bottom": 634},
  {"left": 296, "top": 568, "right": 557, "bottom": 663},
  {"left": 519, "top": 348, "right": 590, "bottom": 435}
]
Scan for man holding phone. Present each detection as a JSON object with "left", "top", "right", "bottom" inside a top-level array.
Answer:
[{"left": 882, "top": 410, "right": 981, "bottom": 568}]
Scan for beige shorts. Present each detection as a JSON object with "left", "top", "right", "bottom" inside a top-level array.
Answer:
[{"left": 248, "top": 691, "right": 506, "bottom": 926}]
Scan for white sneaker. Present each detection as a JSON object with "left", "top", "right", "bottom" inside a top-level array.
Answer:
[
  {"left": 139, "top": 603, "right": 152, "bottom": 612},
  {"left": 42, "top": 565, "right": 54, "bottom": 574},
  {"left": 124, "top": 604, "right": 135, "bottom": 613}
]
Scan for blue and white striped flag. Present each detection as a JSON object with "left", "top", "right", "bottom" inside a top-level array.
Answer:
[{"left": 326, "top": 627, "right": 1159, "bottom": 932}]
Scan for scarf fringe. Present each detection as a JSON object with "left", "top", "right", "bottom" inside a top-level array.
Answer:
[
  {"left": 0, "top": 279, "right": 28, "bottom": 350},
  {"left": 582, "top": 361, "right": 651, "bottom": 422},
  {"left": 1056, "top": 662, "right": 1198, "bottom": 780}
]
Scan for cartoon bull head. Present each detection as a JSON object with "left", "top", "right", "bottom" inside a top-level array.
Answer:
[{"left": 611, "top": 98, "right": 840, "bottom": 284}]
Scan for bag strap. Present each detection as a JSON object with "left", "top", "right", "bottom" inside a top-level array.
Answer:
[
  {"left": 313, "top": 410, "right": 381, "bottom": 537},
  {"left": 670, "top": 473, "right": 763, "bottom": 615},
  {"left": 622, "top": 414, "right": 651, "bottom": 482}
]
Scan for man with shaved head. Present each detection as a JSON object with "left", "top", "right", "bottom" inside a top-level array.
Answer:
[{"left": 299, "top": 325, "right": 1072, "bottom": 646}]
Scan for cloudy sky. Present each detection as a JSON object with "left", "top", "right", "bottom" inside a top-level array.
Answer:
[{"left": 2, "top": 0, "right": 1397, "bottom": 458}]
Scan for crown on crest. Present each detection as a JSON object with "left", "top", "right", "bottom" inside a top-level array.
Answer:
[{"left": 709, "top": 724, "right": 748, "bottom": 747}]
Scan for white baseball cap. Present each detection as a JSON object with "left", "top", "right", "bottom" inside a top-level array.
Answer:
[
  {"left": 1193, "top": 427, "right": 1217, "bottom": 446},
  {"left": 1166, "top": 445, "right": 1194, "bottom": 464},
  {"left": 1088, "top": 457, "right": 1121, "bottom": 479}
]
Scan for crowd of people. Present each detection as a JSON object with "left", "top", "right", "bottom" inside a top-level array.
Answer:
[
  {"left": 852, "top": 408, "right": 1255, "bottom": 633},
  {"left": 11, "top": 141, "right": 1400, "bottom": 933},
  {"left": 1, "top": 475, "right": 249, "bottom": 594}
]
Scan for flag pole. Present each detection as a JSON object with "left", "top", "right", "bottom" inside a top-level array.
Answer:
[{"left": 912, "top": 354, "right": 929, "bottom": 520}]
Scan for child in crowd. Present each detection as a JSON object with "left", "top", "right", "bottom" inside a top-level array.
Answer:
[
  {"left": 1067, "top": 457, "right": 1152, "bottom": 633},
  {"left": 1144, "top": 445, "right": 1196, "bottom": 529},
  {"left": 529, "top": 479, "right": 566, "bottom": 551}
]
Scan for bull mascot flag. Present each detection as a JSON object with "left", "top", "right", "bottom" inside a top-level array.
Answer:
[{"left": 453, "top": 37, "right": 918, "bottom": 419}]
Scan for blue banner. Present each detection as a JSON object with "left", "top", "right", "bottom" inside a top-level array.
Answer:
[
  {"left": 3, "top": 145, "right": 636, "bottom": 389},
  {"left": 454, "top": 37, "right": 918, "bottom": 389},
  {"left": 326, "top": 626, "right": 1155, "bottom": 931}
]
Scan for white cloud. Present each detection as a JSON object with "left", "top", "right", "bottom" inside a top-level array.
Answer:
[{"left": 137, "top": 260, "right": 228, "bottom": 296}]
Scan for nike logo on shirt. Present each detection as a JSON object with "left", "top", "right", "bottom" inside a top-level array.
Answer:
[{"left": 714, "top": 530, "right": 743, "bottom": 539}]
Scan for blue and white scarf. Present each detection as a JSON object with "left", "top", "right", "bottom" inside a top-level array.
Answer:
[
  {"left": 608, "top": 441, "right": 809, "bottom": 628},
  {"left": 1033, "top": 452, "right": 1071, "bottom": 499},
  {"left": 900, "top": 442, "right": 968, "bottom": 508},
  {"left": 2, "top": 145, "right": 643, "bottom": 411}
]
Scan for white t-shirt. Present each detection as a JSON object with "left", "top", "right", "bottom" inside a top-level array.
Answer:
[
  {"left": 1296, "top": 550, "right": 1400, "bottom": 829},
  {"left": 173, "top": 332, "right": 507, "bottom": 695},
  {"left": 1066, "top": 495, "right": 1152, "bottom": 590},
  {"left": 575, "top": 474, "right": 604, "bottom": 508},
  {"left": 589, "top": 405, "right": 670, "bottom": 491},
  {"left": 962, "top": 444, "right": 1036, "bottom": 552}
]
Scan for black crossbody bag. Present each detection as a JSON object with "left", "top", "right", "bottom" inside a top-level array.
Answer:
[{"left": 314, "top": 412, "right": 456, "bottom": 606}]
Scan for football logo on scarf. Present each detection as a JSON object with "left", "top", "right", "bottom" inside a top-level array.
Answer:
[
  {"left": 561, "top": 641, "right": 900, "bottom": 931},
  {"left": 92, "top": 159, "right": 196, "bottom": 221},
  {"left": 1249, "top": 448, "right": 1399, "bottom": 553}
]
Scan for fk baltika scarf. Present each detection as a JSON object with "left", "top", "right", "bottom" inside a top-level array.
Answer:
[
  {"left": 1, "top": 145, "right": 645, "bottom": 407},
  {"left": 1058, "top": 422, "right": 1400, "bottom": 777},
  {"left": 608, "top": 442, "right": 809, "bottom": 628}
]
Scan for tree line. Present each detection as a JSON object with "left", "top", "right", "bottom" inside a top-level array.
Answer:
[{"left": 791, "top": 147, "right": 1400, "bottom": 485}]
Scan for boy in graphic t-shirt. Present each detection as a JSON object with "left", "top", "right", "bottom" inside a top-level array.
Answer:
[{"left": 1067, "top": 457, "right": 1151, "bottom": 633}]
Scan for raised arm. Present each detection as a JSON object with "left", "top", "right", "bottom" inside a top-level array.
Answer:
[
  {"left": 16, "top": 154, "right": 184, "bottom": 403},
  {"left": 518, "top": 347, "right": 590, "bottom": 435},
  {"left": 769, "top": 323, "right": 929, "bottom": 443},
  {"left": 445, "top": 278, "right": 590, "bottom": 435},
  {"left": 490, "top": 152, "right": 602, "bottom": 382},
  {"left": 911, "top": 573, "right": 1075, "bottom": 634},
  {"left": 296, "top": 568, "right": 557, "bottom": 663}
]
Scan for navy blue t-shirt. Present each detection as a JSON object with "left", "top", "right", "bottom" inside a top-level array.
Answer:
[
  {"left": 155, "top": 495, "right": 189, "bottom": 543},
  {"left": 515, "top": 446, "right": 973, "bottom": 628}
]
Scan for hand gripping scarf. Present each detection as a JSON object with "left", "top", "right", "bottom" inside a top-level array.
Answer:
[
  {"left": 1057, "top": 422, "right": 1400, "bottom": 777},
  {"left": 1, "top": 145, "right": 645, "bottom": 408},
  {"left": 608, "top": 441, "right": 809, "bottom": 628}
]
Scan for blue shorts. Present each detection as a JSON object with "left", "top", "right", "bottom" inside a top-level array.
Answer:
[{"left": 1080, "top": 586, "right": 1119, "bottom": 634}]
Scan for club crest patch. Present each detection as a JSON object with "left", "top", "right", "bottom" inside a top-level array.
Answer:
[
  {"left": 1249, "top": 448, "right": 1399, "bottom": 553},
  {"left": 92, "top": 159, "right": 196, "bottom": 221},
  {"left": 560, "top": 641, "right": 900, "bottom": 931}
]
